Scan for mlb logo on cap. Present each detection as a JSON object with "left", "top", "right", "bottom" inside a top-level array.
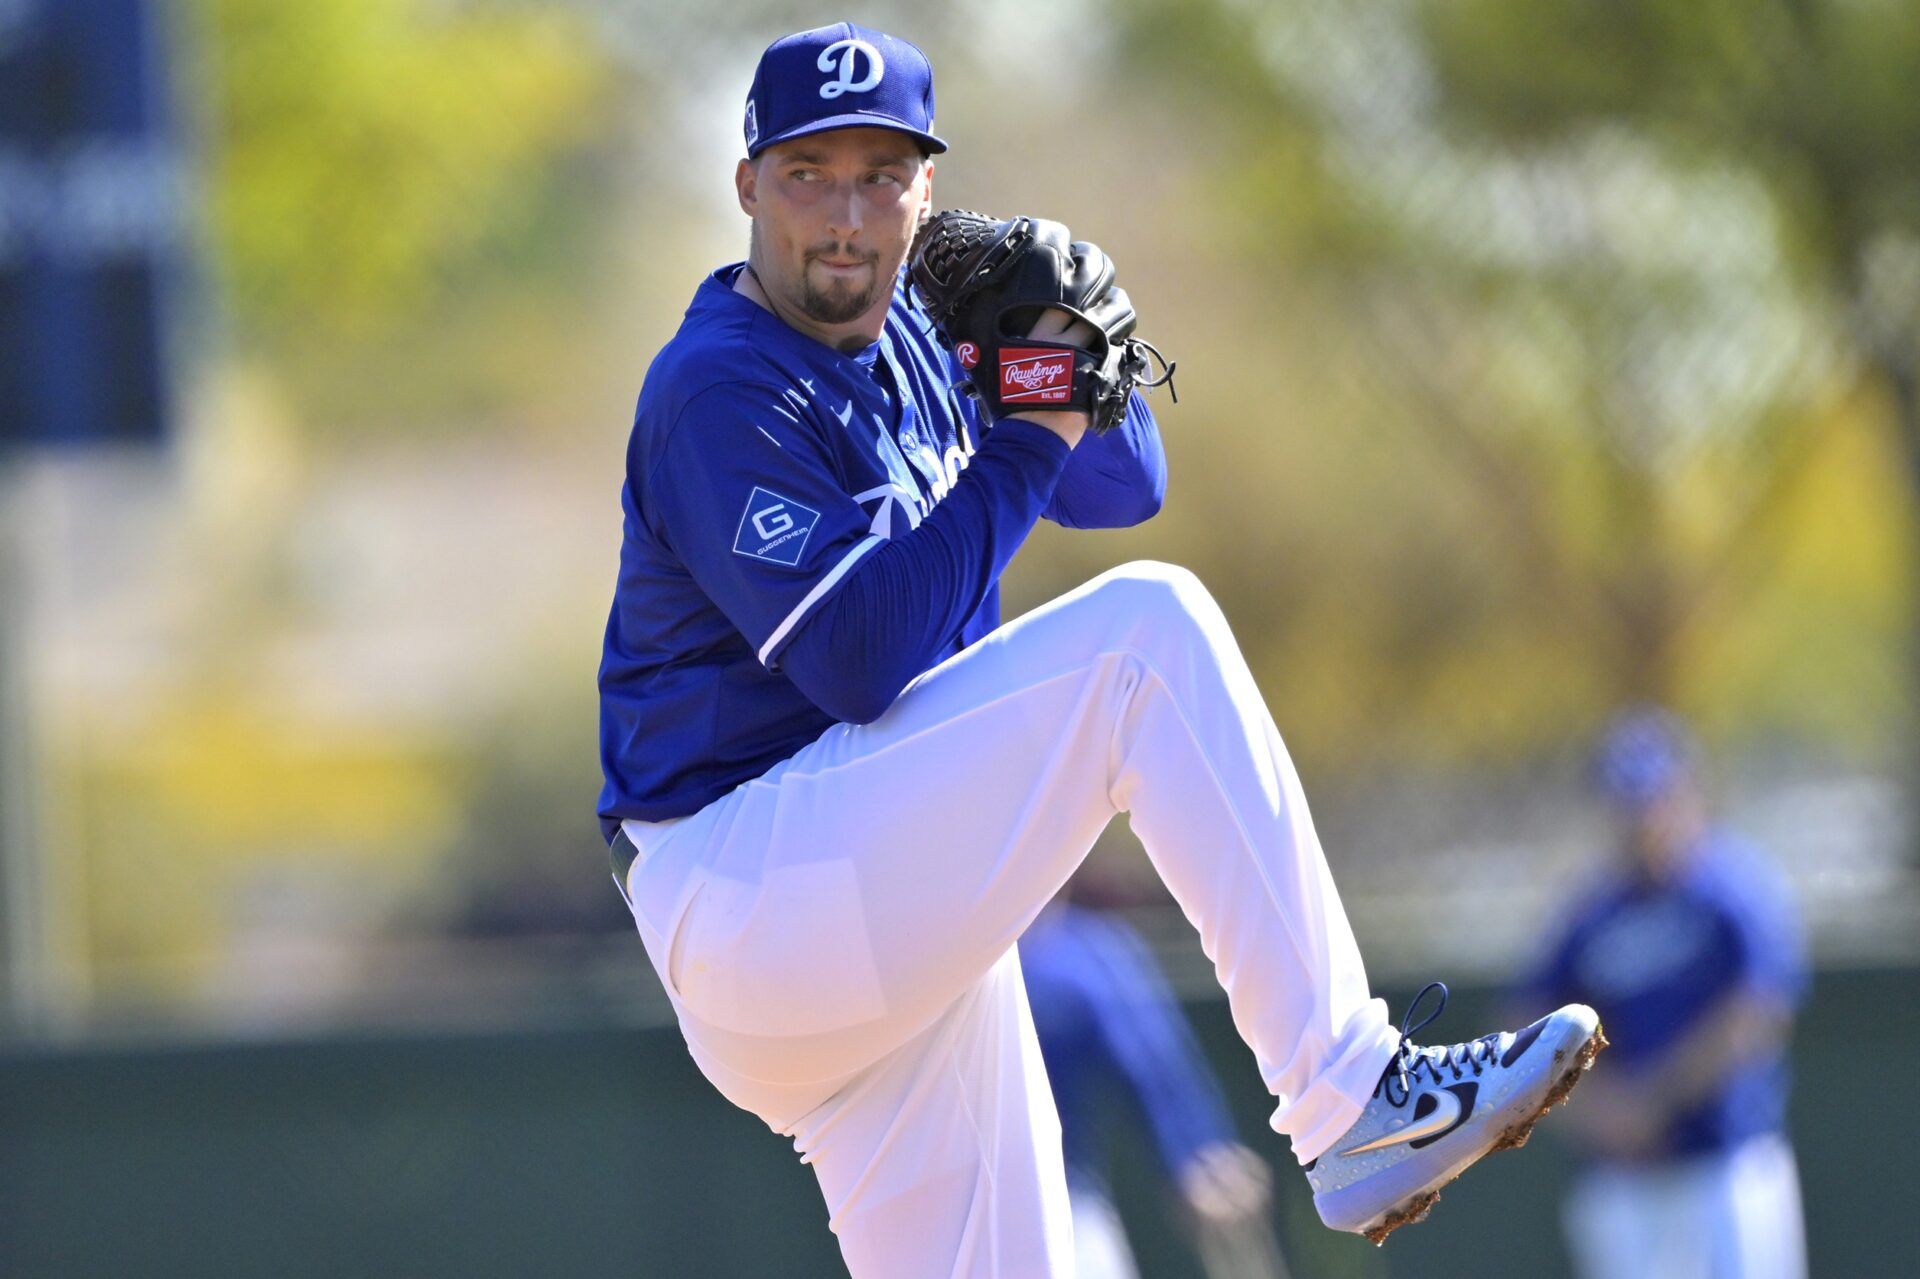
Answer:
[{"left": 744, "top": 22, "right": 947, "bottom": 159}]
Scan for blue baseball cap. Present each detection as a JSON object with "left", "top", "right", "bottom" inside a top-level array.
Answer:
[
  {"left": 744, "top": 23, "right": 947, "bottom": 159},
  {"left": 1591, "top": 705, "right": 1697, "bottom": 810}
]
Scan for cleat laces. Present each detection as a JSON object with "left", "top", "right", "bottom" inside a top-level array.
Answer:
[{"left": 1377, "top": 982, "right": 1504, "bottom": 1107}]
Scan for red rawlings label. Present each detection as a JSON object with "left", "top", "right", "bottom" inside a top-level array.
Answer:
[
  {"left": 998, "top": 347, "right": 1075, "bottom": 404},
  {"left": 956, "top": 341, "right": 980, "bottom": 369}
]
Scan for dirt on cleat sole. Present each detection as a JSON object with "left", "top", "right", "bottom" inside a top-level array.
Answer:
[
  {"left": 1362, "top": 1190, "right": 1441, "bottom": 1245},
  {"left": 1361, "top": 1022, "right": 1609, "bottom": 1246},
  {"left": 1492, "top": 1023, "right": 1608, "bottom": 1155}
]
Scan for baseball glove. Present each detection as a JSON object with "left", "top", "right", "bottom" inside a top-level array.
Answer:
[{"left": 908, "top": 209, "right": 1175, "bottom": 433}]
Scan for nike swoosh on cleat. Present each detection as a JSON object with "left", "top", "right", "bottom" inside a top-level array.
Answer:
[
  {"left": 1338, "top": 1083, "right": 1476, "bottom": 1156},
  {"left": 1409, "top": 1082, "right": 1477, "bottom": 1149}
]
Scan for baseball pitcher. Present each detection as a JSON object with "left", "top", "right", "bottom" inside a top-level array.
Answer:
[{"left": 597, "top": 23, "right": 1604, "bottom": 1275}]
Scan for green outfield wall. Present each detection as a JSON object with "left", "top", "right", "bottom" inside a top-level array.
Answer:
[{"left": 2, "top": 967, "right": 1913, "bottom": 1278}]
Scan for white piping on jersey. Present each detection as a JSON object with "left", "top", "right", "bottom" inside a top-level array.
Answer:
[{"left": 758, "top": 534, "right": 885, "bottom": 668}]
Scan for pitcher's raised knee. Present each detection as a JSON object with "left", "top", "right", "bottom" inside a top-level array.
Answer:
[{"left": 1078, "top": 560, "right": 1224, "bottom": 638}]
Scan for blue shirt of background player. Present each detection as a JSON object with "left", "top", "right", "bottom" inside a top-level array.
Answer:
[
  {"left": 1020, "top": 905, "right": 1236, "bottom": 1194},
  {"left": 1519, "top": 829, "right": 1805, "bottom": 1161},
  {"left": 598, "top": 264, "right": 1166, "bottom": 834}
]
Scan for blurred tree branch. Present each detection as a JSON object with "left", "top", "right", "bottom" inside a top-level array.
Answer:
[
  {"left": 1108, "top": 0, "right": 1908, "bottom": 761},
  {"left": 189, "top": 0, "right": 618, "bottom": 427}
]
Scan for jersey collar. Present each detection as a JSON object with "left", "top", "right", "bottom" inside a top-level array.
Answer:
[{"left": 702, "top": 263, "right": 886, "bottom": 366}]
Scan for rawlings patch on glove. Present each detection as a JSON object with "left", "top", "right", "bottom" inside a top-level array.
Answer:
[{"left": 908, "top": 209, "right": 1175, "bottom": 433}]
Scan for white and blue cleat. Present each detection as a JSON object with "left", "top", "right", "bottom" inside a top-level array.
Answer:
[{"left": 1307, "top": 982, "right": 1606, "bottom": 1244}]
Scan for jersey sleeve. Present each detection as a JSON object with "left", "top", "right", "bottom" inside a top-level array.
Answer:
[
  {"left": 1723, "top": 848, "right": 1808, "bottom": 1008},
  {"left": 1081, "top": 915, "right": 1237, "bottom": 1176},
  {"left": 1042, "top": 391, "right": 1167, "bottom": 530},
  {"left": 644, "top": 382, "right": 883, "bottom": 668},
  {"left": 777, "top": 418, "right": 1072, "bottom": 723}
]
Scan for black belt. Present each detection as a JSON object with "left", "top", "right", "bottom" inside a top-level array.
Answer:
[{"left": 610, "top": 829, "right": 642, "bottom": 888}]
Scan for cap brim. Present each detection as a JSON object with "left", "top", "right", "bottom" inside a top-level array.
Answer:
[{"left": 750, "top": 112, "right": 947, "bottom": 158}]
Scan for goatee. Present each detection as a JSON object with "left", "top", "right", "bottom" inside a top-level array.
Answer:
[{"left": 799, "top": 276, "right": 878, "bottom": 324}]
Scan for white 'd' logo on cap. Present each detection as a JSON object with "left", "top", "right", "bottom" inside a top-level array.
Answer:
[{"left": 817, "top": 38, "right": 885, "bottom": 99}]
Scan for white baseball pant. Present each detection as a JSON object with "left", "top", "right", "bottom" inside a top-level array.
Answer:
[
  {"left": 1067, "top": 1184, "right": 1142, "bottom": 1279},
  {"left": 1564, "top": 1133, "right": 1807, "bottom": 1279},
  {"left": 618, "top": 561, "right": 1399, "bottom": 1277}
]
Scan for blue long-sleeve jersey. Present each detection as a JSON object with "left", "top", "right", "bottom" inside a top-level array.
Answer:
[
  {"left": 1518, "top": 831, "right": 1805, "bottom": 1162},
  {"left": 1020, "top": 905, "right": 1237, "bottom": 1189},
  {"left": 597, "top": 264, "right": 1166, "bottom": 832}
]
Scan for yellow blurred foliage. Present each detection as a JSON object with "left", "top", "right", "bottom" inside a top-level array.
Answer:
[
  {"left": 92, "top": 699, "right": 456, "bottom": 855},
  {"left": 194, "top": 0, "right": 611, "bottom": 336},
  {"left": 72, "top": 690, "right": 460, "bottom": 991}
]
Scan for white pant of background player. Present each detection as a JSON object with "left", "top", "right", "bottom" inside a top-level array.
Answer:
[
  {"left": 619, "top": 561, "right": 1400, "bottom": 1277},
  {"left": 1564, "top": 1133, "right": 1806, "bottom": 1279},
  {"left": 1069, "top": 1187, "right": 1142, "bottom": 1279}
]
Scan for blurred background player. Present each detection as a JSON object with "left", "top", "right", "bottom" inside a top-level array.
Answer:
[
  {"left": 1021, "top": 878, "right": 1288, "bottom": 1279},
  {"left": 1517, "top": 707, "right": 1808, "bottom": 1279}
]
